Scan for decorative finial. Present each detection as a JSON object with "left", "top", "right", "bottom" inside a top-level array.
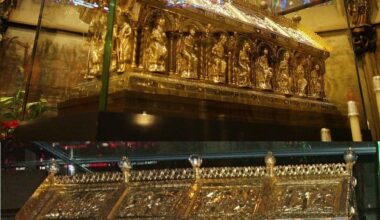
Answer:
[
  {"left": 189, "top": 154, "right": 202, "bottom": 180},
  {"left": 47, "top": 158, "right": 60, "bottom": 175},
  {"left": 292, "top": 14, "right": 302, "bottom": 23},
  {"left": 260, "top": 1, "right": 268, "bottom": 10},
  {"left": 344, "top": 147, "right": 358, "bottom": 164},
  {"left": 118, "top": 156, "right": 132, "bottom": 183},
  {"left": 265, "top": 151, "right": 276, "bottom": 166},
  {"left": 265, "top": 151, "right": 276, "bottom": 177},
  {"left": 188, "top": 154, "right": 202, "bottom": 168},
  {"left": 344, "top": 147, "right": 357, "bottom": 174},
  {"left": 321, "top": 128, "right": 332, "bottom": 142}
]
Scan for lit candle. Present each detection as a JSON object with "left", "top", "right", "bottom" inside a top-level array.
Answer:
[
  {"left": 320, "top": 128, "right": 331, "bottom": 142},
  {"left": 373, "top": 76, "right": 380, "bottom": 119},
  {"left": 347, "top": 100, "right": 362, "bottom": 141}
]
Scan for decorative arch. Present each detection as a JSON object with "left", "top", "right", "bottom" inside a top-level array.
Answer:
[
  {"left": 140, "top": 8, "right": 175, "bottom": 31},
  {"left": 178, "top": 19, "right": 207, "bottom": 33}
]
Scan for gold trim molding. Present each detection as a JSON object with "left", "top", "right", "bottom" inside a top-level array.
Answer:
[{"left": 17, "top": 150, "right": 358, "bottom": 219}]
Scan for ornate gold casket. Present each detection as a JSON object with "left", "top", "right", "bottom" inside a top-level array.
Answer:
[
  {"left": 17, "top": 150, "right": 358, "bottom": 219},
  {"left": 63, "top": 0, "right": 338, "bottom": 116}
]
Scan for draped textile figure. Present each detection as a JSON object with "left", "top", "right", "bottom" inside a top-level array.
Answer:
[
  {"left": 255, "top": 48, "right": 273, "bottom": 90},
  {"left": 146, "top": 18, "right": 168, "bottom": 72},
  {"left": 177, "top": 28, "right": 198, "bottom": 78},
  {"left": 209, "top": 34, "right": 227, "bottom": 83},
  {"left": 310, "top": 64, "right": 322, "bottom": 98},
  {"left": 236, "top": 42, "right": 251, "bottom": 87},
  {"left": 295, "top": 59, "right": 308, "bottom": 96},
  {"left": 277, "top": 51, "right": 292, "bottom": 94}
]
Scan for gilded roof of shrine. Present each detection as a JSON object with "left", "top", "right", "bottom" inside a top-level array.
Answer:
[
  {"left": 17, "top": 151, "right": 357, "bottom": 219},
  {"left": 154, "top": 0, "right": 331, "bottom": 53}
]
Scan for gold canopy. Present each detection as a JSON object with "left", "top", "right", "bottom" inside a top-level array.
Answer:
[{"left": 17, "top": 151, "right": 357, "bottom": 219}]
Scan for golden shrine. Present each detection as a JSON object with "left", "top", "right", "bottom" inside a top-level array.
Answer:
[
  {"left": 16, "top": 149, "right": 358, "bottom": 219},
  {"left": 66, "top": 0, "right": 336, "bottom": 114}
]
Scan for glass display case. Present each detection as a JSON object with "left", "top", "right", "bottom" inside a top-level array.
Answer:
[
  {"left": 0, "top": 0, "right": 371, "bottom": 140},
  {"left": 1, "top": 141, "right": 379, "bottom": 219}
]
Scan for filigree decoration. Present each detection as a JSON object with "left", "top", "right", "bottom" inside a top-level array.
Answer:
[
  {"left": 54, "top": 172, "right": 123, "bottom": 185},
  {"left": 52, "top": 163, "right": 348, "bottom": 185},
  {"left": 274, "top": 163, "right": 348, "bottom": 176},
  {"left": 131, "top": 168, "right": 194, "bottom": 181},
  {"left": 200, "top": 166, "right": 266, "bottom": 179}
]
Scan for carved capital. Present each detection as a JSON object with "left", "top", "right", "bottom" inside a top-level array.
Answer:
[{"left": 351, "top": 25, "right": 376, "bottom": 55}]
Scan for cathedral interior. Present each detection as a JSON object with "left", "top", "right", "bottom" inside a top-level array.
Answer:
[{"left": 0, "top": 0, "right": 380, "bottom": 219}]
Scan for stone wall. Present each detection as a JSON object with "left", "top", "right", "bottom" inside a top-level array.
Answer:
[{"left": 319, "top": 30, "right": 365, "bottom": 120}]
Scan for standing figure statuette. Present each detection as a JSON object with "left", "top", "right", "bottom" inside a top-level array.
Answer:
[
  {"left": 277, "top": 51, "right": 292, "bottom": 94},
  {"left": 235, "top": 42, "right": 251, "bottom": 87},
  {"left": 116, "top": 18, "right": 132, "bottom": 73},
  {"left": 295, "top": 58, "right": 308, "bottom": 96},
  {"left": 146, "top": 18, "right": 168, "bottom": 72},
  {"left": 209, "top": 34, "right": 227, "bottom": 83},
  {"left": 310, "top": 64, "right": 322, "bottom": 98},
  {"left": 86, "top": 14, "right": 107, "bottom": 79},
  {"left": 177, "top": 28, "right": 198, "bottom": 78},
  {"left": 255, "top": 48, "right": 273, "bottom": 90}
]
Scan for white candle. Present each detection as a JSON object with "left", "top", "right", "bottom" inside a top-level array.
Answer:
[
  {"left": 320, "top": 128, "right": 331, "bottom": 141},
  {"left": 347, "top": 101, "right": 362, "bottom": 141},
  {"left": 373, "top": 76, "right": 380, "bottom": 119}
]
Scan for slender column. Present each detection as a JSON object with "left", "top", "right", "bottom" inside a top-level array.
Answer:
[
  {"left": 99, "top": 0, "right": 116, "bottom": 111},
  {"left": 22, "top": 0, "right": 45, "bottom": 120},
  {"left": 131, "top": 27, "right": 138, "bottom": 68},
  {"left": 227, "top": 51, "right": 232, "bottom": 84},
  {"left": 373, "top": 76, "right": 380, "bottom": 119},
  {"left": 138, "top": 27, "right": 148, "bottom": 69},
  {"left": 168, "top": 32, "right": 175, "bottom": 75},
  {"left": 347, "top": 100, "right": 363, "bottom": 141},
  {"left": 343, "top": 0, "right": 379, "bottom": 139}
]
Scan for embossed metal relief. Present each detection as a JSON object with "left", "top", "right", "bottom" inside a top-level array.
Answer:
[
  {"left": 43, "top": 187, "right": 117, "bottom": 219},
  {"left": 273, "top": 182, "right": 341, "bottom": 216},
  {"left": 116, "top": 185, "right": 189, "bottom": 218},
  {"left": 177, "top": 27, "right": 199, "bottom": 79},
  {"left": 79, "top": 0, "right": 331, "bottom": 105},
  {"left": 17, "top": 151, "right": 357, "bottom": 219},
  {"left": 190, "top": 184, "right": 262, "bottom": 218}
]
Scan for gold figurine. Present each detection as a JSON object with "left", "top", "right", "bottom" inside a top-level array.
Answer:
[
  {"left": 295, "top": 59, "right": 308, "bottom": 96},
  {"left": 86, "top": 14, "right": 107, "bottom": 79},
  {"left": 255, "top": 48, "right": 273, "bottom": 90},
  {"left": 146, "top": 18, "right": 168, "bottom": 72},
  {"left": 116, "top": 18, "right": 132, "bottom": 73},
  {"left": 177, "top": 28, "right": 198, "bottom": 79},
  {"left": 235, "top": 41, "right": 251, "bottom": 87},
  {"left": 310, "top": 64, "right": 322, "bottom": 98},
  {"left": 209, "top": 34, "right": 227, "bottom": 83},
  {"left": 277, "top": 51, "right": 292, "bottom": 94}
]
